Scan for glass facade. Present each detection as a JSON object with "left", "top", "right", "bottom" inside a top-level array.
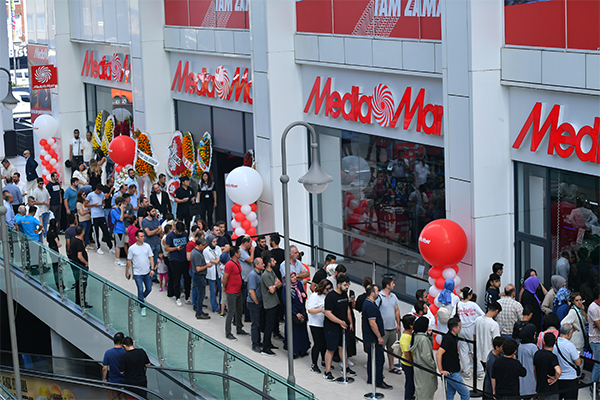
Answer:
[
  {"left": 515, "top": 162, "right": 600, "bottom": 299},
  {"left": 312, "top": 126, "right": 445, "bottom": 300},
  {"left": 85, "top": 84, "right": 133, "bottom": 133}
]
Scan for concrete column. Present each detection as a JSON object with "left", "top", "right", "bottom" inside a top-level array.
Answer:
[
  {"left": 442, "top": 0, "right": 513, "bottom": 294},
  {"left": 249, "top": 0, "right": 312, "bottom": 254}
]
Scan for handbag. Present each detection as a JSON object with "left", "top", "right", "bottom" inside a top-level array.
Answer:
[
  {"left": 556, "top": 339, "right": 582, "bottom": 378},
  {"left": 575, "top": 307, "right": 590, "bottom": 349}
]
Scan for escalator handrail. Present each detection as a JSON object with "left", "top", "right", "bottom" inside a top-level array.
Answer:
[{"left": 0, "top": 366, "right": 163, "bottom": 400}]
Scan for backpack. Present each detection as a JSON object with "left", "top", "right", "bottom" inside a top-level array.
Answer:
[
  {"left": 108, "top": 207, "right": 118, "bottom": 231},
  {"left": 553, "top": 302, "right": 569, "bottom": 321}
]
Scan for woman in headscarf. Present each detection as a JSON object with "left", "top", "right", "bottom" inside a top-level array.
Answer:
[
  {"left": 434, "top": 279, "right": 460, "bottom": 334},
  {"left": 541, "top": 275, "right": 566, "bottom": 315},
  {"left": 203, "top": 234, "right": 223, "bottom": 314},
  {"left": 561, "top": 292, "right": 588, "bottom": 354},
  {"left": 520, "top": 276, "right": 543, "bottom": 332},
  {"left": 518, "top": 268, "right": 548, "bottom": 301},
  {"left": 409, "top": 317, "right": 437, "bottom": 400},
  {"left": 283, "top": 272, "right": 311, "bottom": 358},
  {"left": 517, "top": 323, "right": 538, "bottom": 396}
]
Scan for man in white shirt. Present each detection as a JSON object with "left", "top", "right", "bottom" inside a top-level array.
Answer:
[
  {"left": 553, "top": 323, "right": 582, "bottom": 400},
  {"left": 31, "top": 178, "right": 51, "bottom": 238},
  {"left": 70, "top": 129, "right": 83, "bottom": 169},
  {"left": 82, "top": 131, "right": 94, "bottom": 166},
  {"left": 86, "top": 184, "right": 113, "bottom": 255},
  {"left": 1, "top": 159, "right": 18, "bottom": 186},
  {"left": 556, "top": 251, "right": 570, "bottom": 282},
  {"left": 474, "top": 301, "right": 502, "bottom": 380},
  {"left": 13, "top": 173, "right": 27, "bottom": 199},
  {"left": 126, "top": 230, "right": 155, "bottom": 317},
  {"left": 124, "top": 169, "right": 139, "bottom": 191},
  {"left": 375, "top": 277, "right": 402, "bottom": 375},
  {"left": 279, "top": 245, "right": 309, "bottom": 280}
]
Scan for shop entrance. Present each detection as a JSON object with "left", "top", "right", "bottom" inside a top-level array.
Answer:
[{"left": 213, "top": 151, "right": 244, "bottom": 224}]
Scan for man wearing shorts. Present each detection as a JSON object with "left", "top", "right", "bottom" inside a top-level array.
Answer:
[
  {"left": 376, "top": 277, "right": 402, "bottom": 375},
  {"left": 323, "top": 275, "right": 356, "bottom": 381},
  {"left": 110, "top": 196, "right": 127, "bottom": 267}
]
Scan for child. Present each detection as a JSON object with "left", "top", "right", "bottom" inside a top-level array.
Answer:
[
  {"left": 157, "top": 251, "right": 168, "bottom": 292},
  {"left": 399, "top": 314, "right": 416, "bottom": 400},
  {"left": 483, "top": 336, "right": 507, "bottom": 400},
  {"left": 512, "top": 305, "right": 534, "bottom": 340},
  {"left": 491, "top": 339, "right": 527, "bottom": 399}
]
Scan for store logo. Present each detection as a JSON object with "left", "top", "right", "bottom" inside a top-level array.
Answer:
[
  {"left": 31, "top": 65, "right": 58, "bottom": 90},
  {"left": 81, "top": 51, "right": 131, "bottom": 84},
  {"left": 304, "top": 76, "right": 443, "bottom": 135},
  {"left": 171, "top": 61, "right": 253, "bottom": 105},
  {"left": 513, "top": 102, "right": 600, "bottom": 164},
  {"left": 373, "top": 0, "right": 440, "bottom": 17}
]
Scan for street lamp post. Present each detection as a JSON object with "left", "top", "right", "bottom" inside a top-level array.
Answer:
[
  {"left": 279, "top": 121, "right": 333, "bottom": 388},
  {"left": 0, "top": 66, "right": 22, "bottom": 400}
]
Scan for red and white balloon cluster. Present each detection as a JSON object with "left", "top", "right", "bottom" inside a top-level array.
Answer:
[
  {"left": 344, "top": 192, "right": 368, "bottom": 256},
  {"left": 231, "top": 203, "right": 258, "bottom": 239},
  {"left": 34, "top": 115, "right": 60, "bottom": 183},
  {"left": 225, "top": 166, "right": 264, "bottom": 240},
  {"left": 418, "top": 219, "right": 468, "bottom": 348}
]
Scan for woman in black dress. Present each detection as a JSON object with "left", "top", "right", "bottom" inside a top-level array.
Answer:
[{"left": 197, "top": 172, "right": 217, "bottom": 228}]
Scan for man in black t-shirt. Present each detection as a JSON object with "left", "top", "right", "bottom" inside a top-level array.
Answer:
[
  {"left": 310, "top": 254, "right": 337, "bottom": 293},
  {"left": 362, "top": 284, "right": 392, "bottom": 389},
  {"left": 119, "top": 336, "right": 151, "bottom": 399},
  {"left": 174, "top": 176, "right": 194, "bottom": 230},
  {"left": 68, "top": 225, "right": 90, "bottom": 309},
  {"left": 491, "top": 339, "right": 527, "bottom": 398},
  {"left": 436, "top": 317, "right": 469, "bottom": 400},
  {"left": 46, "top": 172, "right": 62, "bottom": 231},
  {"left": 323, "top": 275, "right": 356, "bottom": 381},
  {"left": 484, "top": 273, "right": 501, "bottom": 312},
  {"left": 534, "top": 332, "right": 562, "bottom": 400}
]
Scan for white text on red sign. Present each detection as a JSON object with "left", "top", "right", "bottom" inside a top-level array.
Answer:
[{"left": 81, "top": 51, "right": 131, "bottom": 84}]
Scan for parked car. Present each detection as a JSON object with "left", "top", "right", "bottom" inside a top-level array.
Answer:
[
  {"left": 12, "top": 89, "right": 30, "bottom": 119},
  {"left": 10, "top": 69, "right": 29, "bottom": 87}
]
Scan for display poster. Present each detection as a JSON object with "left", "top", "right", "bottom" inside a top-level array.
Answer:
[
  {"left": 0, "top": 371, "right": 108, "bottom": 399},
  {"left": 164, "top": 0, "right": 249, "bottom": 29},
  {"left": 296, "top": 0, "right": 441, "bottom": 39},
  {"left": 27, "top": 44, "right": 52, "bottom": 123},
  {"left": 505, "top": 0, "right": 600, "bottom": 50}
]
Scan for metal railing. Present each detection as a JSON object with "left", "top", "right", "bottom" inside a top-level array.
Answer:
[{"left": 0, "top": 229, "right": 314, "bottom": 400}]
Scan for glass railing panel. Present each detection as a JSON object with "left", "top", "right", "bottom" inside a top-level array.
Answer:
[
  {"left": 105, "top": 285, "right": 131, "bottom": 335},
  {"left": 26, "top": 239, "right": 45, "bottom": 286},
  {"left": 43, "top": 247, "right": 63, "bottom": 294},
  {"left": 190, "top": 334, "right": 227, "bottom": 396},
  {"left": 226, "top": 354, "right": 266, "bottom": 400},
  {"left": 160, "top": 318, "right": 189, "bottom": 370},
  {"left": 7, "top": 230, "right": 24, "bottom": 270},
  {"left": 0, "top": 382, "right": 17, "bottom": 400},
  {"left": 84, "top": 272, "right": 105, "bottom": 323},
  {"left": 131, "top": 300, "right": 158, "bottom": 358},
  {"left": 266, "top": 372, "right": 313, "bottom": 400},
  {"left": 60, "top": 258, "right": 78, "bottom": 305}
]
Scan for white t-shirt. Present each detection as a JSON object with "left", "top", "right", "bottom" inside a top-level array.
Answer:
[
  {"left": 203, "top": 246, "right": 223, "bottom": 280},
  {"left": 474, "top": 316, "right": 500, "bottom": 365},
  {"left": 588, "top": 301, "right": 600, "bottom": 343},
  {"left": 376, "top": 291, "right": 400, "bottom": 330},
  {"left": 553, "top": 337, "right": 580, "bottom": 380},
  {"left": 127, "top": 242, "right": 153, "bottom": 275},
  {"left": 70, "top": 137, "right": 83, "bottom": 157},
  {"left": 82, "top": 139, "right": 94, "bottom": 162},
  {"left": 306, "top": 292, "right": 326, "bottom": 327},
  {"left": 86, "top": 191, "right": 105, "bottom": 218},
  {"left": 32, "top": 187, "right": 50, "bottom": 214},
  {"left": 456, "top": 301, "right": 485, "bottom": 328}
]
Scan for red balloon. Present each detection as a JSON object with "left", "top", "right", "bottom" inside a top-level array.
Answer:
[
  {"left": 40, "top": 139, "right": 47, "bottom": 146},
  {"left": 347, "top": 214, "right": 360, "bottom": 224},
  {"left": 452, "top": 265, "right": 459, "bottom": 273},
  {"left": 429, "top": 303, "right": 439, "bottom": 315},
  {"left": 418, "top": 219, "right": 468, "bottom": 268},
  {"left": 232, "top": 204, "right": 241, "bottom": 214},
  {"left": 427, "top": 294, "right": 435, "bottom": 305},
  {"left": 231, "top": 234, "right": 238, "bottom": 240},
  {"left": 354, "top": 206, "right": 365, "bottom": 215},
  {"left": 241, "top": 220, "right": 252, "bottom": 230},
  {"left": 41, "top": 160, "right": 49, "bottom": 167},
  {"left": 115, "top": 165, "right": 123, "bottom": 173},
  {"left": 435, "top": 276, "right": 445, "bottom": 289},
  {"left": 234, "top": 212, "right": 245, "bottom": 222},
  {"left": 360, "top": 200, "right": 369, "bottom": 208},
  {"left": 44, "top": 144, "right": 52, "bottom": 151},
  {"left": 109, "top": 135, "right": 136, "bottom": 166},
  {"left": 428, "top": 266, "right": 443, "bottom": 279},
  {"left": 247, "top": 227, "right": 257, "bottom": 237},
  {"left": 250, "top": 203, "right": 257, "bottom": 212},
  {"left": 432, "top": 336, "right": 441, "bottom": 350}
]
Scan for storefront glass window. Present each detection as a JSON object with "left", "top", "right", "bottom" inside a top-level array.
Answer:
[
  {"left": 312, "top": 126, "right": 445, "bottom": 301},
  {"left": 85, "top": 84, "right": 133, "bottom": 133}
]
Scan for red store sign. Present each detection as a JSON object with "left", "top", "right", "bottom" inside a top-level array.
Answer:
[
  {"left": 513, "top": 102, "right": 600, "bottom": 164},
  {"left": 303, "top": 76, "right": 443, "bottom": 136},
  {"left": 31, "top": 65, "right": 58, "bottom": 90},
  {"left": 171, "top": 61, "right": 253, "bottom": 105},
  {"left": 81, "top": 50, "right": 131, "bottom": 84}
]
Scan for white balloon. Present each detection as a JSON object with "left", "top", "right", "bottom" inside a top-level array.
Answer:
[
  {"left": 428, "top": 277, "right": 436, "bottom": 286},
  {"left": 225, "top": 167, "right": 263, "bottom": 205},
  {"left": 231, "top": 219, "right": 241, "bottom": 229},
  {"left": 355, "top": 247, "right": 365, "bottom": 257},
  {"left": 240, "top": 204, "right": 252, "bottom": 215},
  {"left": 33, "top": 114, "right": 58, "bottom": 140},
  {"left": 246, "top": 212, "right": 257, "bottom": 222},
  {"left": 454, "top": 275, "right": 462, "bottom": 287},
  {"left": 47, "top": 138, "right": 55, "bottom": 145},
  {"left": 40, "top": 149, "right": 48, "bottom": 157},
  {"left": 442, "top": 268, "right": 457, "bottom": 280},
  {"left": 44, "top": 154, "right": 52, "bottom": 161},
  {"left": 349, "top": 199, "right": 359, "bottom": 210},
  {"left": 251, "top": 219, "right": 258, "bottom": 227},
  {"left": 359, "top": 241, "right": 367, "bottom": 248},
  {"left": 50, "top": 159, "right": 57, "bottom": 166},
  {"left": 234, "top": 227, "right": 246, "bottom": 237},
  {"left": 51, "top": 143, "right": 58, "bottom": 150},
  {"left": 429, "top": 285, "right": 440, "bottom": 298},
  {"left": 436, "top": 334, "right": 443, "bottom": 344}
]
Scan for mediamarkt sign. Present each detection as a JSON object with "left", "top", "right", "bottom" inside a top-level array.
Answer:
[
  {"left": 304, "top": 76, "right": 443, "bottom": 135},
  {"left": 81, "top": 50, "right": 131, "bottom": 84},
  {"left": 171, "top": 61, "right": 252, "bottom": 105},
  {"left": 513, "top": 102, "right": 600, "bottom": 164}
]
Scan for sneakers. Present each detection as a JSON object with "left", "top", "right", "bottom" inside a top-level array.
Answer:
[
  {"left": 339, "top": 361, "right": 355, "bottom": 369},
  {"left": 237, "top": 330, "right": 249, "bottom": 336},
  {"left": 185, "top": 299, "right": 192, "bottom": 305},
  {"left": 226, "top": 333, "right": 238, "bottom": 341},
  {"left": 176, "top": 299, "right": 183, "bottom": 307},
  {"left": 97, "top": 248, "right": 104, "bottom": 255},
  {"left": 195, "top": 313, "right": 211, "bottom": 320},
  {"left": 109, "top": 248, "right": 116, "bottom": 254},
  {"left": 321, "top": 362, "right": 334, "bottom": 370},
  {"left": 261, "top": 349, "right": 276, "bottom": 357},
  {"left": 310, "top": 364, "right": 322, "bottom": 374},
  {"left": 252, "top": 345, "right": 261, "bottom": 353},
  {"left": 159, "top": 287, "right": 163, "bottom": 292},
  {"left": 141, "top": 308, "right": 147, "bottom": 317},
  {"left": 114, "top": 260, "right": 124, "bottom": 266},
  {"left": 323, "top": 372, "right": 335, "bottom": 382},
  {"left": 477, "top": 372, "right": 485, "bottom": 381},
  {"left": 464, "top": 372, "right": 471, "bottom": 380},
  {"left": 345, "top": 368, "right": 357, "bottom": 377}
]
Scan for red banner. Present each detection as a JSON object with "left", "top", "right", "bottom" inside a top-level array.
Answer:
[
  {"left": 31, "top": 65, "right": 57, "bottom": 90},
  {"left": 165, "top": 0, "right": 249, "bottom": 28},
  {"left": 27, "top": 44, "right": 52, "bottom": 123}
]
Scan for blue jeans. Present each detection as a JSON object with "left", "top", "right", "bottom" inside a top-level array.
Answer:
[
  {"left": 208, "top": 277, "right": 221, "bottom": 312},
  {"left": 247, "top": 301, "right": 263, "bottom": 348},
  {"left": 133, "top": 273, "right": 153, "bottom": 308},
  {"left": 80, "top": 220, "right": 91, "bottom": 246},
  {"left": 193, "top": 274, "right": 207, "bottom": 316},
  {"left": 189, "top": 269, "right": 198, "bottom": 308},
  {"left": 40, "top": 212, "right": 50, "bottom": 238},
  {"left": 592, "top": 342, "right": 600, "bottom": 383},
  {"left": 149, "top": 244, "right": 161, "bottom": 264},
  {"left": 445, "top": 371, "right": 470, "bottom": 400}
]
